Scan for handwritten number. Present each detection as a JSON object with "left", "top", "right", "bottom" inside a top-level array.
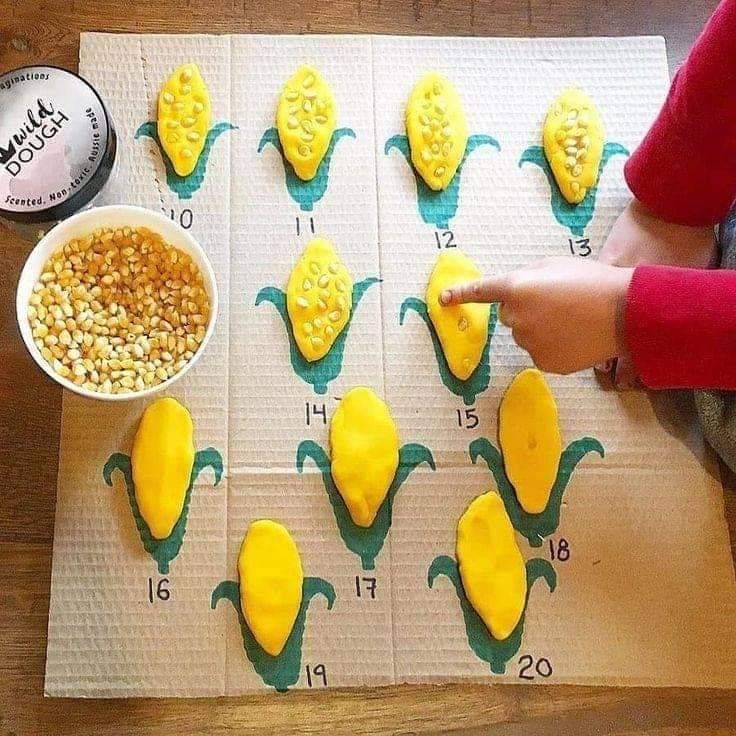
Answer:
[
  {"left": 355, "top": 576, "right": 377, "bottom": 599},
  {"left": 568, "top": 237, "right": 591, "bottom": 257},
  {"left": 518, "top": 655, "right": 552, "bottom": 680},
  {"left": 305, "top": 663, "right": 328, "bottom": 687},
  {"left": 456, "top": 407, "right": 479, "bottom": 429},
  {"left": 148, "top": 577, "right": 170, "bottom": 603},
  {"left": 518, "top": 655, "right": 534, "bottom": 679},
  {"left": 434, "top": 230, "right": 457, "bottom": 249},
  {"left": 549, "top": 538, "right": 570, "bottom": 562},
  {"left": 296, "top": 216, "right": 316, "bottom": 237},
  {"left": 169, "top": 208, "right": 193, "bottom": 230},
  {"left": 305, "top": 402, "right": 327, "bottom": 426}
]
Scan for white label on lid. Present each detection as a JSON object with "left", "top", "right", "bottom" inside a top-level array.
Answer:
[{"left": 0, "top": 66, "right": 110, "bottom": 214}]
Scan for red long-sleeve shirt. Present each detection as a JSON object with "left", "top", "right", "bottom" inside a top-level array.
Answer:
[{"left": 624, "top": 0, "right": 736, "bottom": 389}]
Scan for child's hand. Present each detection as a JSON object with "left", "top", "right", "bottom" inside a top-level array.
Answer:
[
  {"left": 440, "top": 257, "right": 632, "bottom": 375},
  {"left": 596, "top": 199, "right": 716, "bottom": 387}
]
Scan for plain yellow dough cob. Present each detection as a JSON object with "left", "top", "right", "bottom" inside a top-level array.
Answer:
[
  {"left": 131, "top": 397, "right": 195, "bottom": 539},
  {"left": 239, "top": 519, "right": 304, "bottom": 657},
  {"left": 426, "top": 251, "right": 489, "bottom": 380},
  {"left": 456, "top": 491, "right": 527, "bottom": 641}
]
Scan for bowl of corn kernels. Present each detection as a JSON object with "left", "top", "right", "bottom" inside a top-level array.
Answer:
[{"left": 16, "top": 205, "right": 218, "bottom": 400}]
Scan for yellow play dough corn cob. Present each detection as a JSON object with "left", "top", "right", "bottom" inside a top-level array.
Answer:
[
  {"left": 239, "top": 520, "right": 304, "bottom": 657},
  {"left": 406, "top": 72, "right": 468, "bottom": 191},
  {"left": 157, "top": 63, "right": 211, "bottom": 177},
  {"left": 276, "top": 66, "right": 337, "bottom": 181},
  {"left": 456, "top": 491, "right": 526, "bottom": 641},
  {"left": 499, "top": 368, "right": 562, "bottom": 514},
  {"left": 286, "top": 237, "right": 353, "bottom": 362},
  {"left": 426, "top": 251, "right": 490, "bottom": 381},
  {"left": 543, "top": 88, "right": 604, "bottom": 204},
  {"left": 330, "top": 387, "right": 400, "bottom": 528},
  {"left": 131, "top": 397, "right": 194, "bottom": 540}
]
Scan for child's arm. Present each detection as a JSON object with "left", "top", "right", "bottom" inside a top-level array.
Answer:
[
  {"left": 596, "top": 200, "right": 715, "bottom": 387},
  {"left": 625, "top": 0, "right": 736, "bottom": 227},
  {"left": 613, "top": 0, "right": 736, "bottom": 389},
  {"left": 440, "top": 258, "right": 736, "bottom": 390},
  {"left": 443, "top": 0, "right": 736, "bottom": 391}
]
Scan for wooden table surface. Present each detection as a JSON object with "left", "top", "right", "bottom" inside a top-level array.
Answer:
[{"left": 2, "top": 1, "right": 735, "bottom": 734}]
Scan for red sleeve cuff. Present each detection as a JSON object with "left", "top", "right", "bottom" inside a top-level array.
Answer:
[{"left": 626, "top": 264, "right": 736, "bottom": 390}]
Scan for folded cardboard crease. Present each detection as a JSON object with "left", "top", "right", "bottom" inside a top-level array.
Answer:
[{"left": 43, "top": 33, "right": 736, "bottom": 697}]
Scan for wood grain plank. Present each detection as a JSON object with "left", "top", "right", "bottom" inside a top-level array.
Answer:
[{"left": 0, "top": 536, "right": 734, "bottom": 736}]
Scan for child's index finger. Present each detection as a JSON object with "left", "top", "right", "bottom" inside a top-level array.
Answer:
[{"left": 440, "top": 275, "right": 509, "bottom": 305}]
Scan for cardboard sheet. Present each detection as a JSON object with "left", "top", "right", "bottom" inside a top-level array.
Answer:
[{"left": 43, "top": 32, "right": 736, "bottom": 697}]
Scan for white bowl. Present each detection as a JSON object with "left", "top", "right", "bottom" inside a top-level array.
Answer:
[{"left": 16, "top": 205, "right": 219, "bottom": 402}]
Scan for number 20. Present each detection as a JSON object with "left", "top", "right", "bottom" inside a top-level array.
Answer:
[{"left": 518, "top": 654, "right": 552, "bottom": 680}]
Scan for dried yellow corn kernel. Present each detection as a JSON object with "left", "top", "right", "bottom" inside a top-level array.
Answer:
[
  {"left": 157, "top": 63, "right": 211, "bottom": 177},
  {"left": 239, "top": 519, "right": 304, "bottom": 657},
  {"left": 406, "top": 72, "right": 468, "bottom": 191},
  {"left": 276, "top": 66, "right": 336, "bottom": 181},
  {"left": 427, "top": 251, "right": 489, "bottom": 381},
  {"left": 543, "top": 88, "right": 604, "bottom": 204},
  {"left": 286, "top": 237, "right": 352, "bottom": 361},
  {"left": 456, "top": 491, "right": 526, "bottom": 641},
  {"left": 132, "top": 397, "right": 194, "bottom": 540}
]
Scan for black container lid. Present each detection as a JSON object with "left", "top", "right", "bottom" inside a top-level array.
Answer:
[{"left": 0, "top": 65, "right": 117, "bottom": 224}]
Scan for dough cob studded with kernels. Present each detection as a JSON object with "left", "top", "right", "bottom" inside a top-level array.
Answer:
[
  {"left": 543, "top": 88, "right": 604, "bottom": 204},
  {"left": 286, "top": 238, "right": 353, "bottom": 362},
  {"left": 276, "top": 66, "right": 337, "bottom": 181},
  {"left": 157, "top": 63, "right": 211, "bottom": 177},
  {"left": 406, "top": 72, "right": 468, "bottom": 191}
]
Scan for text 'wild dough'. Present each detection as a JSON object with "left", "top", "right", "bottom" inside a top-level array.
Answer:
[
  {"left": 286, "top": 238, "right": 353, "bottom": 362},
  {"left": 330, "top": 387, "right": 400, "bottom": 528},
  {"left": 406, "top": 72, "right": 468, "bottom": 191},
  {"left": 131, "top": 397, "right": 195, "bottom": 540},
  {"left": 427, "top": 251, "right": 490, "bottom": 381},
  {"left": 157, "top": 63, "right": 211, "bottom": 177},
  {"left": 277, "top": 66, "right": 337, "bottom": 181},
  {"left": 543, "top": 88, "right": 604, "bottom": 204},
  {"left": 499, "top": 368, "right": 562, "bottom": 514},
  {"left": 239, "top": 520, "right": 304, "bottom": 657},
  {"left": 457, "top": 492, "right": 527, "bottom": 641}
]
